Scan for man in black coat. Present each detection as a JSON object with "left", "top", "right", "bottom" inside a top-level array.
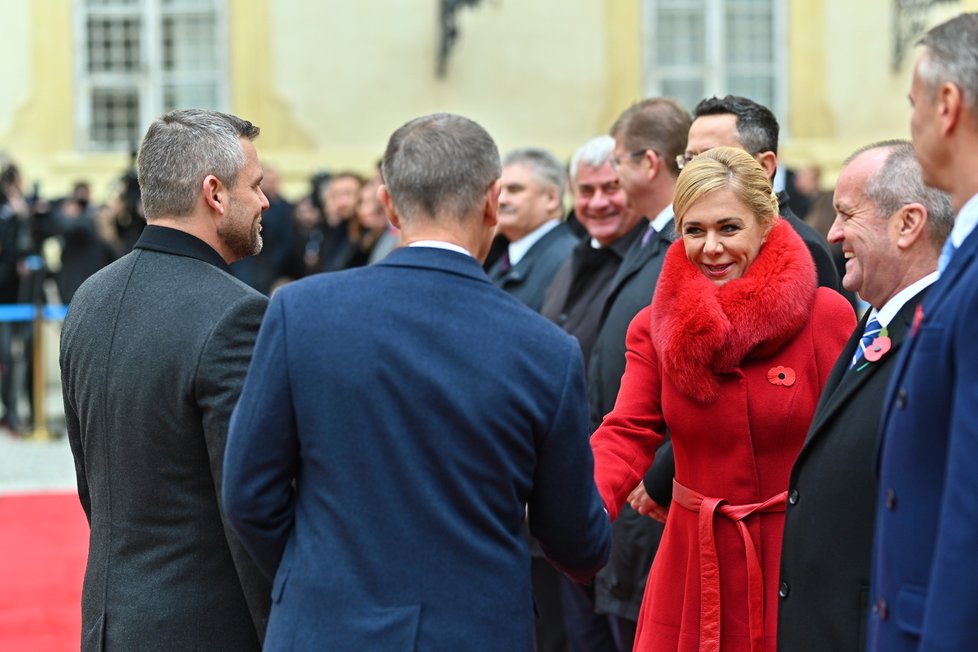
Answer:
[
  {"left": 586, "top": 97, "right": 691, "bottom": 651},
  {"left": 61, "top": 110, "right": 271, "bottom": 651},
  {"left": 540, "top": 134, "right": 644, "bottom": 651},
  {"left": 777, "top": 140, "right": 952, "bottom": 651}
]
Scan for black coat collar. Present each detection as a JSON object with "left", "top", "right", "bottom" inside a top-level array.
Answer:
[{"left": 133, "top": 225, "right": 231, "bottom": 273}]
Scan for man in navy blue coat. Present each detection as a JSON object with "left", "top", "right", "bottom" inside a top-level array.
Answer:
[
  {"left": 223, "top": 112, "right": 611, "bottom": 652},
  {"left": 868, "top": 12, "right": 978, "bottom": 651}
]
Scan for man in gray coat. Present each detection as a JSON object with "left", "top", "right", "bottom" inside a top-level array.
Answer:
[{"left": 61, "top": 109, "right": 271, "bottom": 651}]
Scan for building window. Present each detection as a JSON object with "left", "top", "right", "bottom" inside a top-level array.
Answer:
[
  {"left": 75, "top": 0, "right": 229, "bottom": 151},
  {"left": 644, "top": 0, "right": 787, "bottom": 126}
]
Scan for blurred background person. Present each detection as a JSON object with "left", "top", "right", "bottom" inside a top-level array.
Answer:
[
  {"left": 540, "top": 134, "right": 644, "bottom": 651},
  {"left": 587, "top": 97, "right": 690, "bottom": 651},
  {"left": 54, "top": 181, "right": 116, "bottom": 304},
  {"left": 488, "top": 148, "right": 577, "bottom": 312}
]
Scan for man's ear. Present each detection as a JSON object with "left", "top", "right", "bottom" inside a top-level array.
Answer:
[
  {"left": 484, "top": 179, "right": 501, "bottom": 228},
  {"left": 895, "top": 202, "right": 927, "bottom": 250},
  {"left": 938, "top": 81, "right": 963, "bottom": 137},
  {"left": 755, "top": 151, "right": 779, "bottom": 180},
  {"left": 542, "top": 182, "right": 562, "bottom": 214},
  {"left": 202, "top": 175, "right": 227, "bottom": 216},
  {"left": 378, "top": 184, "right": 401, "bottom": 230},
  {"left": 643, "top": 149, "right": 660, "bottom": 182}
]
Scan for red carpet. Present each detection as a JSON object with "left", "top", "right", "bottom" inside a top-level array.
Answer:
[{"left": 0, "top": 492, "right": 88, "bottom": 651}]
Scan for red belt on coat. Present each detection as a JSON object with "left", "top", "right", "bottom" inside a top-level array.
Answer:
[{"left": 671, "top": 478, "right": 787, "bottom": 652}]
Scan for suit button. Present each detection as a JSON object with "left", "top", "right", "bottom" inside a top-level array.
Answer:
[
  {"left": 896, "top": 388, "right": 908, "bottom": 409},
  {"left": 873, "top": 598, "right": 889, "bottom": 620},
  {"left": 779, "top": 582, "right": 790, "bottom": 598},
  {"left": 885, "top": 488, "right": 896, "bottom": 510},
  {"left": 788, "top": 489, "right": 799, "bottom": 505}
]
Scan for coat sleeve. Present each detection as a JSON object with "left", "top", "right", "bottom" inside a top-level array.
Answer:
[
  {"left": 920, "top": 286, "right": 978, "bottom": 648},
  {"left": 528, "top": 342, "right": 611, "bottom": 583},
  {"left": 222, "top": 291, "right": 299, "bottom": 583},
  {"left": 196, "top": 290, "right": 271, "bottom": 638},
  {"left": 590, "top": 305, "right": 666, "bottom": 522}
]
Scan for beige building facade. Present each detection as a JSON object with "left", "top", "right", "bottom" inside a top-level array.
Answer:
[{"left": 0, "top": 0, "right": 974, "bottom": 199}]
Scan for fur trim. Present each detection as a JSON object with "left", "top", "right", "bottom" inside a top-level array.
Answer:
[{"left": 650, "top": 219, "right": 816, "bottom": 403}]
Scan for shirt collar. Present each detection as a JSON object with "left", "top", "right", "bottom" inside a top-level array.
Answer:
[
  {"left": 408, "top": 240, "right": 473, "bottom": 258},
  {"left": 873, "top": 271, "right": 940, "bottom": 327},
  {"left": 508, "top": 218, "right": 560, "bottom": 265},
  {"left": 649, "top": 204, "right": 675, "bottom": 233},
  {"left": 949, "top": 192, "right": 978, "bottom": 249}
]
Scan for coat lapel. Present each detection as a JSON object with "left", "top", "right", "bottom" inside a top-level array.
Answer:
[
  {"left": 878, "top": 229, "right": 978, "bottom": 445},
  {"left": 600, "top": 220, "right": 674, "bottom": 322}
]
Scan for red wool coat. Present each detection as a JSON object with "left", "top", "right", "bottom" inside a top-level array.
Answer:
[{"left": 591, "top": 219, "right": 855, "bottom": 652}]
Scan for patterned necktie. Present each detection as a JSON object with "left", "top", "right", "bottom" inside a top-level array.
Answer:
[
  {"left": 849, "top": 316, "right": 882, "bottom": 369},
  {"left": 937, "top": 238, "right": 957, "bottom": 276}
]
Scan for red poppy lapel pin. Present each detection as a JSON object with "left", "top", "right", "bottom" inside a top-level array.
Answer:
[
  {"left": 911, "top": 303, "right": 924, "bottom": 337},
  {"left": 767, "top": 366, "right": 796, "bottom": 387},
  {"left": 863, "top": 326, "right": 892, "bottom": 362}
]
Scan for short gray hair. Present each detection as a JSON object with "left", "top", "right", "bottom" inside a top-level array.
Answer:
[
  {"left": 381, "top": 113, "right": 500, "bottom": 222},
  {"left": 917, "top": 13, "right": 978, "bottom": 119},
  {"left": 502, "top": 147, "right": 565, "bottom": 198},
  {"left": 137, "top": 110, "right": 259, "bottom": 220},
  {"left": 569, "top": 136, "right": 615, "bottom": 183},
  {"left": 853, "top": 140, "right": 954, "bottom": 251}
]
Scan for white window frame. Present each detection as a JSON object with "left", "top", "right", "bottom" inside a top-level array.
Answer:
[
  {"left": 74, "top": 0, "right": 230, "bottom": 152},
  {"left": 642, "top": 0, "right": 789, "bottom": 133}
]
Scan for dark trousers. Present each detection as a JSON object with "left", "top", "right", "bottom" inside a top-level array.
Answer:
[{"left": 559, "top": 576, "right": 620, "bottom": 652}]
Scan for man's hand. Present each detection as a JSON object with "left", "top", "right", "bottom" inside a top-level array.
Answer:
[{"left": 628, "top": 482, "right": 668, "bottom": 523}]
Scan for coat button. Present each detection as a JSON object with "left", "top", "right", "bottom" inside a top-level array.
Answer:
[
  {"left": 896, "top": 388, "right": 908, "bottom": 409},
  {"left": 779, "top": 582, "right": 790, "bottom": 598},
  {"left": 873, "top": 598, "right": 889, "bottom": 620},
  {"left": 885, "top": 488, "right": 896, "bottom": 510},
  {"left": 557, "top": 313, "right": 569, "bottom": 325},
  {"left": 788, "top": 489, "right": 799, "bottom": 505}
]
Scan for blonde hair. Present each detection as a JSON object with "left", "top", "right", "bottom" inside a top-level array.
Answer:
[{"left": 673, "top": 146, "right": 778, "bottom": 233}]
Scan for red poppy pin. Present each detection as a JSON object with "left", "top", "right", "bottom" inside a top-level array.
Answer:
[
  {"left": 863, "top": 326, "right": 892, "bottom": 362},
  {"left": 911, "top": 304, "right": 924, "bottom": 337},
  {"left": 768, "top": 366, "right": 796, "bottom": 387}
]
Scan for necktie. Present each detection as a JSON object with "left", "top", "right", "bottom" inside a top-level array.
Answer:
[
  {"left": 640, "top": 223, "right": 657, "bottom": 248},
  {"left": 498, "top": 251, "right": 512, "bottom": 273},
  {"left": 849, "top": 316, "right": 882, "bottom": 369},
  {"left": 937, "top": 238, "right": 957, "bottom": 275}
]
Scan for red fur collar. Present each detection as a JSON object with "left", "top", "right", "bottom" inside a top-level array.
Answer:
[{"left": 650, "top": 219, "right": 816, "bottom": 403}]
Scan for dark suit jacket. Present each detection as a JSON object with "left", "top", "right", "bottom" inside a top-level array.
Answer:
[
  {"left": 223, "top": 245, "right": 611, "bottom": 652},
  {"left": 779, "top": 193, "right": 840, "bottom": 290},
  {"left": 488, "top": 222, "right": 578, "bottom": 311},
  {"left": 869, "top": 226, "right": 978, "bottom": 651},
  {"left": 61, "top": 226, "right": 270, "bottom": 651},
  {"left": 778, "top": 292, "right": 926, "bottom": 652},
  {"left": 586, "top": 218, "right": 672, "bottom": 619}
]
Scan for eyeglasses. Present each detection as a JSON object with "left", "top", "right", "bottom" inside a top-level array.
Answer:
[
  {"left": 612, "top": 149, "right": 654, "bottom": 170},
  {"left": 675, "top": 153, "right": 694, "bottom": 171}
]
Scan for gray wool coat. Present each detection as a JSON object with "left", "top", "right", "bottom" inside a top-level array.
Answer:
[{"left": 61, "top": 225, "right": 270, "bottom": 651}]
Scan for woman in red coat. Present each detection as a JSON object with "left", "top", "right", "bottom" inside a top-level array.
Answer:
[{"left": 591, "top": 147, "right": 855, "bottom": 652}]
